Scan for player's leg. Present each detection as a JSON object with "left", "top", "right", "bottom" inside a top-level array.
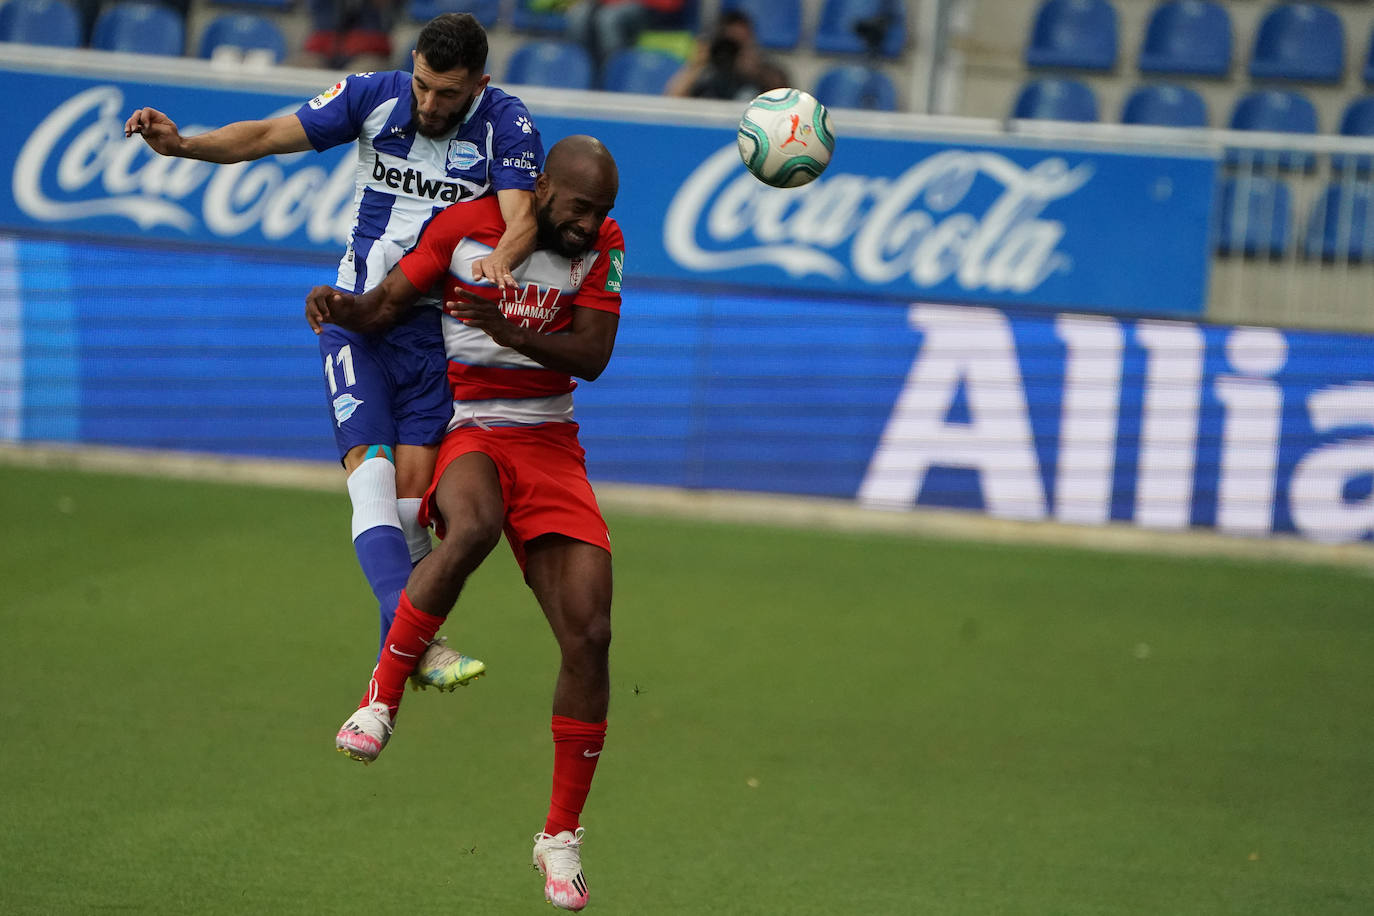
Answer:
[
  {"left": 527, "top": 535, "right": 612, "bottom": 913},
  {"left": 336, "top": 443, "right": 506, "bottom": 763},
  {"left": 320, "top": 323, "right": 412, "bottom": 658},
  {"left": 389, "top": 314, "right": 489, "bottom": 691}
]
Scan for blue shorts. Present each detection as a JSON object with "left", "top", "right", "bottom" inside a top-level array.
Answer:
[{"left": 318, "top": 306, "right": 451, "bottom": 461}]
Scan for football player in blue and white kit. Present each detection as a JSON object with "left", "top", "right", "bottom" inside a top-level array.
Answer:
[{"left": 125, "top": 13, "right": 544, "bottom": 685}]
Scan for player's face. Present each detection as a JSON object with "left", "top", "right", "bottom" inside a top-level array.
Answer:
[
  {"left": 535, "top": 170, "right": 618, "bottom": 258},
  {"left": 410, "top": 53, "right": 489, "bottom": 137}
]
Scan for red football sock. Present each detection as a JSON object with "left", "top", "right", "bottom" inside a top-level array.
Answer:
[
  {"left": 358, "top": 590, "right": 444, "bottom": 717},
  {"left": 544, "top": 715, "right": 608, "bottom": 836}
]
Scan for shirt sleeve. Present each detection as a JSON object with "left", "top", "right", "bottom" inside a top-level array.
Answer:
[
  {"left": 486, "top": 96, "right": 545, "bottom": 192},
  {"left": 398, "top": 207, "right": 461, "bottom": 291},
  {"left": 575, "top": 221, "right": 625, "bottom": 315},
  {"left": 294, "top": 71, "right": 396, "bottom": 152}
]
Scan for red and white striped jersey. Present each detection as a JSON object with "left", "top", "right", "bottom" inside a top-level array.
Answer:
[{"left": 398, "top": 195, "right": 624, "bottom": 430}]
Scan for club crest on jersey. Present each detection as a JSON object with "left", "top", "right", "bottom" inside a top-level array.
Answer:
[
  {"left": 332, "top": 392, "right": 363, "bottom": 426},
  {"left": 309, "top": 78, "right": 347, "bottom": 109},
  {"left": 569, "top": 256, "right": 583, "bottom": 287},
  {"left": 447, "top": 140, "right": 483, "bottom": 172}
]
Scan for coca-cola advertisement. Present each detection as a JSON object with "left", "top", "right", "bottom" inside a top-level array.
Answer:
[{"left": 1, "top": 65, "right": 1214, "bottom": 317}]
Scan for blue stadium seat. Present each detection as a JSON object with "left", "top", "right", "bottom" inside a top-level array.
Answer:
[
  {"left": 206, "top": 0, "right": 291, "bottom": 7},
  {"left": 505, "top": 40, "right": 593, "bottom": 89},
  {"left": 1011, "top": 78, "right": 1098, "bottom": 122},
  {"left": 511, "top": 0, "right": 566, "bottom": 34},
  {"left": 1333, "top": 96, "right": 1374, "bottom": 176},
  {"left": 1226, "top": 89, "right": 1319, "bottom": 171},
  {"left": 1025, "top": 0, "right": 1118, "bottom": 71},
  {"left": 813, "top": 65, "right": 897, "bottom": 111},
  {"left": 600, "top": 48, "right": 681, "bottom": 94},
  {"left": 1249, "top": 3, "right": 1344, "bottom": 84},
  {"left": 814, "top": 0, "right": 905, "bottom": 58},
  {"left": 1120, "top": 83, "right": 1207, "bottom": 126},
  {"left": 407, "top": 0, "right": 500, "bottom": 26},
  {"left": 1137, "top": 0, "right": 1230, "bottom": 77},
  {"left": 0, "top": 0, "right": 81, "bottom": 46},
  {"left": 721, "top": 0, "right": 801, "bottom": 50},
  {"left": 90, "top": 2, "right": 184, "bottom": 55},
  {"left": 1364, "top": 25, "right": 1374, "bottom": 85},
  {"left": 1305, "top": 182, "right": 1374, "bottom": 261},
  {"left": 198, "top": 13, "right": 285, "bottom": 63},
  {"left": 1214, "top": 175, "right": 1291, "bottom": 258}
]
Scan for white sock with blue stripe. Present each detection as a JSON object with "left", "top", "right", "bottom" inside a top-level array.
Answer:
[{"left": 346, "top": 448, "right": 411, "bottom": 657}]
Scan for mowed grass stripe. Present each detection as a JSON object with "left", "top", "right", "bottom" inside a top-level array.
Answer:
[{"left": 1, "top": 465, "right": 1371, "bottom": 914}]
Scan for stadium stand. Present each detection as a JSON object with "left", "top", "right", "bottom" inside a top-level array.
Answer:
[
  {"left": 1025, "top": 0, "right": 1118, "bottom": 71},
  {"left": 0, "top": 0, "right": 81, "bottom": 46},
  {"left": 408, "top": 0, "right": 501, "bottom": 27},
  {"left": 814, "top": 0, "right": 905, "bottom": 58},
  {"left": 1012, "top": 76, "right": 1099, "bottom": 121},
  {"left": 206, "top": 0, "right": 289, "bottom": 7},
  {"left": 1248, "top": 2, "right": 1344, "bottom": 84},
  {"left": 813, "top": 63, "right": 897, "bottom": 110},
  {"left": 1120, "top": 82, "right": 1208, "bottom": 126},
  {"left": 1333, "top": 94, "right": 1374, "bottom": 175},
  {"left": 198, "top": 11, "right": 286, "bottom": 63},
  {"left": 601, "top": 46, "right": 680, "bottom": 94},
  {"left": 1137, "top": 0, "right": 1231, "bottom": 77},
  {"left": 506, "top": 38, "right": 593, "bottom": 89},
  {"left": 1305, "top": 181, "right": 1374, "bottom": 260},
  {"left": 1214, "top": 175, "right": 1292, "bottom": 258},
  {"left": 720, "top": 0, "right": 801, "bottom": 50},
  {"left": 511, "top": 0, "right": 566, "bottom": 34},
  {"left": 1226, "top": 89, "right": 1320, "bottom": 171},
  {"left": 90, "top": 1, "right": 185, "bottom": 55}
]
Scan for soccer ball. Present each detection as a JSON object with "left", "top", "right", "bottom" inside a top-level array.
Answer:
[{"left": 736, "top": 88, "right": 835, "bottom": 189}]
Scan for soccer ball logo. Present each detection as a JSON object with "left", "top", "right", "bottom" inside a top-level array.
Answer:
[{"left": 736, "top": 89, "right": 835, "bottom": 189}]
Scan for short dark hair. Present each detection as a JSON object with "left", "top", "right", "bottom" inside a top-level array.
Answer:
[{"left": 415, "top": 12, "right": 488, "bottom": 74}]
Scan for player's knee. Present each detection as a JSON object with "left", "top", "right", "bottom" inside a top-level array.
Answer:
[
  {"left": 562, "top": 610, "right": 612, "bottom": 664},
  {"left": 434, "top": 514, "right": 503, "bottom": 567}
]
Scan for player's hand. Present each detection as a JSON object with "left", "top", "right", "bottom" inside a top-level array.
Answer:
[
  {"left": 123, "top": 107, "right": 184, "bottom": 156},
  {"left": 471, "top": 252, "right": 518, "bottom": 292},
  {"left": 305, "top": 284, "right": 347, "bottom": 334},
  {"left": 444, "top": 289, "right": 522, "bottom": 347}
]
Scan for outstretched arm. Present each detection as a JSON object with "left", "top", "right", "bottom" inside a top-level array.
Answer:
[
  {"left": 124, "top": 109, "right": 312, "bottom": 163},
  {"left": 445, "top": 290, "right": 618, "bottom": 381},
  {"left": 306, "top": 267, "right": 426, "bottom": 336},
  {"left": 470, "top": 188, "right": 538, "bottom": 292}
]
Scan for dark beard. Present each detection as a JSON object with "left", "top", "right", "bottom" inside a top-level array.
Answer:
[{"left": 409, "top": 95, "right": 467, "bottom": 137}]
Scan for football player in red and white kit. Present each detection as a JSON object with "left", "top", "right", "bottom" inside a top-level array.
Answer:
[{"left": 305, "top": 135, "right": 621, "bottom": 912}]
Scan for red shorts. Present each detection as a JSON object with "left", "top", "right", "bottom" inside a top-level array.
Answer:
[{"left": 420, "top": 422, "right": 610, "bottom": 571}]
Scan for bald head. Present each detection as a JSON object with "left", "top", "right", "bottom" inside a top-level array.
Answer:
[
  {"left": 545, "top": 134, "right": 619, "bottom": 191},
  {"left": 534, "top": 135, "right": 619, "bottom": 257}
]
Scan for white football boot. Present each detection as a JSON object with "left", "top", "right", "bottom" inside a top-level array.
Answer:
[
  {"left": 532, "top": 827, "right": 589, "bottom": 910},
  {"left": 335, "top": 701, "right": 393, "bottom": 764}
]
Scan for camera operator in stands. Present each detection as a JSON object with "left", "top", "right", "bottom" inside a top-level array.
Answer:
[{"left": 664, "top": 10, "right": 789, "bottom": 101}]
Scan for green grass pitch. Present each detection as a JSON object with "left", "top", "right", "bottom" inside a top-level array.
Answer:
[{"left": 2, "top": 464, "right": 1373, "bottom": 914}]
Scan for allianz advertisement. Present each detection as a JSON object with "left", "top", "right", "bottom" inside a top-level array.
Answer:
[{"left": 0, "top": 66, "right": 1214, "bottom": 316}]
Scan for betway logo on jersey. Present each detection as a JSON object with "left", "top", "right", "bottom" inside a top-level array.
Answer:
[
  {"left": 370, "top": 154, "right": 467, "bottom": 203},
  {"left": 11, "top": 84, "right": 354, "bottom": 248},
  {"left": 665, "top": 144, "right": 1091, "bottom": 295}
]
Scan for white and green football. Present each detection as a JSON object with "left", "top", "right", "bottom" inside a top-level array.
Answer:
[{"left": 736, "top": 88, "right": 835, "bottom": 188}]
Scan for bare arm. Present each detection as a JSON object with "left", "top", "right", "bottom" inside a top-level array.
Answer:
[
  {"left": 445, "top": 290, "right": 619, "bottom": 381},
  {"left": 471, "top": 188, "right": 538, "bottom": 291},
  {"left": 305, "top": 267, "right": 425, "bottom": 336},
  {"left": 124, "top": 109, "right": 313, "bottom": 163}
]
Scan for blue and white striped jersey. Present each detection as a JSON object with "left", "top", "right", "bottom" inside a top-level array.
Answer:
[{"left": 295, "top": 70, "right": 543, "bottom": 294}]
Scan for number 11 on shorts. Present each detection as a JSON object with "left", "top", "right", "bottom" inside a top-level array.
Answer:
[{"left": 325, "top": 344, "right": 357, "bottom": 394}]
